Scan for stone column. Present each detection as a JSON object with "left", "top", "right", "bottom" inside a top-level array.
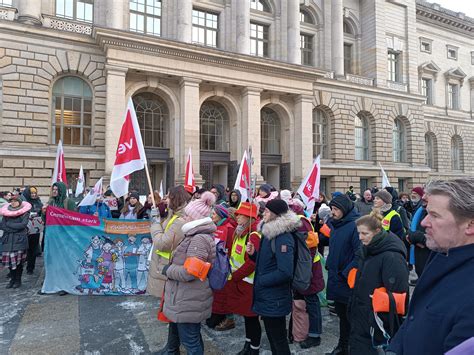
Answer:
[
  {"left": 235, "top": 0, "right": 250, "bottom": 55},
  {"left": 331, "top": 0, "right": 344, "bottom": 76},
  {"left": 294, "top": 95, "right": 314, "bottom": 186},
  {"left": 176, "top": 0, "right": 192, "bottom": 43},
  {"left": 105, "top": 65, "right": 128, "bottom": 175},
  {"left": 178, "top": 77, "right": 202, "bottom": 183},
  {"left": 17, "top": 0, "right": 42, "bottom": 25},
  {"left": 105, "top": 0, "right": 124, "bottom": 29},
  {"left": 287, "top": 0, "right": 301, "bottom": 65}
]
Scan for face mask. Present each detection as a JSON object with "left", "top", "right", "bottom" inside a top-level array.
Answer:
[{"left": 411, "top": 197, "right": 420, "bottom": 203}]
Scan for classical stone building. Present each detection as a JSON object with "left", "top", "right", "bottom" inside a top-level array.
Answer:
[{"left": 0, "top": 0, "right": 472, "bottom": 197}]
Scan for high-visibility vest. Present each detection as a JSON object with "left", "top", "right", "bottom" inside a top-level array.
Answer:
[
  {"left": 156, "top": 214, "right": 179, "bottom": 259},
  {"left": 229, "top": 231, "right": 261, "bottom": 284},
  {"left": 313, "top": 252, "right": 321, "bottom": 263},
  {"left": 381, "top": 210, "right": 400, "bottom": 231}
]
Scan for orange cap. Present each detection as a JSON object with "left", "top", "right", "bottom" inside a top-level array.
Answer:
[{"left": 234, "top": 202, "right": 258, "bottom": 219}]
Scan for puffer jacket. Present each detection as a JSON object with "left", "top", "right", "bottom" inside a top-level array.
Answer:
[
  {"left": 147, "top": 208, "right": 187, "bottom": 297},
  {"left": 163, "top": 217, "right": 216, "bottom": 323},
  {"left": 0, "top": 201, "right": 32, "bottom": 252}
]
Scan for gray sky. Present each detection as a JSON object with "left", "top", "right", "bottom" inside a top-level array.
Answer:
[{"left": 428, "top": 0, "right": 474, "bottom": 17}]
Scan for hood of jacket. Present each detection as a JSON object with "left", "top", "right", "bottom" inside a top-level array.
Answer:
[
  {"left": 182, "top": 217, "right": 217, "bottom": 236},
  {"left": 258, "top": 210, "right": 302, "bottom": 240},
  {"left": 329, "top": 207, "right": 360, "bottom": 229},
  {"left": 22, "top": 186, "right": 43, "bottom": 210},
  {"left": 364, "top": 230, "right": 407, "bottom": 259},
  {"left": 211, "top": 184, "right": 226, "bottom": 203},
  {"left": 50, "top": 182, "right": 68, "bottom": 206},
  {"left": 229, "top": 189, "right": 241, "bottom": 208}
]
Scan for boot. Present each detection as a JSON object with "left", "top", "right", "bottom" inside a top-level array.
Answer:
[
  {"left": 215, "top": 318, "right": 235, "bottom": 331},
  {"left": 13, "top": 265, "right": 23, "bottom": 289},
  {"left": 249, "top": 346, "right": 259, "bottom": 355},
  {"left": 6, "top": 269, "right": 15, "bottom": 289},
  {"left": 236, "top": 342, "right": 250, "bottom": 355},
  {"left": 325, "top": 344, "right": 348, "bottom": 355},
  {"left": 300, "top": 336, "right": 321, "bottom": 349}
]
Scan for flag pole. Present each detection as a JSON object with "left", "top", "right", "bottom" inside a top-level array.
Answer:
[{"left": 144, "top": 163, "right": 156, "bottom": 208}]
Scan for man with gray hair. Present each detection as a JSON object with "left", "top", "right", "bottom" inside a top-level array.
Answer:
[{"left": 387, "top": 178, "right": 474, "bottom": 355}]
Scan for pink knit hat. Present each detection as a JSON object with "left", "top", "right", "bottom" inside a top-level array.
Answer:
[{"left": 184, "top": 191, "right": 216, "bottom": 221}]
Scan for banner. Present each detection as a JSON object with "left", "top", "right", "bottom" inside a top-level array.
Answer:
[{"left": 41, "top": 206, "right": 152, "bottom": 295}]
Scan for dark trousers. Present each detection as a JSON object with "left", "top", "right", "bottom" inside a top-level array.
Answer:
[
  {"left": 304, "top": 293, "right": 322, "bottom": 337},
  {"left": 27, "top": 233, "right": 40, "bottom": 272},
  {"left": 168, "top": 322, "right": 203, "bottom": 355},
  {"left": 334, "top": 301, "right": 350, "bottom": 348},
  {"left": 244, "top": 316, "right": 261, "bottom": 348},
  {"left": 262, "top": 316, "right": 291, "bottom": 355}
]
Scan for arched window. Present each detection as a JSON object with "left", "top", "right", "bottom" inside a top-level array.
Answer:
[
  {"left": 355, "top": 114, "right": 369, "bottom": 160},
  {"left": 425, "top": 133, "right": 437, "bottom": 169},
  {"left": 343, "top": 20, "right": 353, "bottom": 35},
  {"left": 313, "top": 108, "right": 329, "bottom": 159},
  {"left": 451, "top": 135, "right": 463, "bottom": 171},
  {"left": 200, "top": 101, "right": 229, "bottom": 152},
  {"left": 133, "top": 93, "right": 169, "bottom": 148},
  {"left": 300, "top": 9, "right": 314, "bottom": 24},
  {"left": 261, "top": 107, "right": 281, "bottom": 154},
  {"left": 392, "top": 118, "right": 406, "bottom": 162},
  {"left": 52, "top": 76, "right": 92, "bottom": 146},
  {"left": 250, "top": 0, "right": 271, "bottom": 12}
]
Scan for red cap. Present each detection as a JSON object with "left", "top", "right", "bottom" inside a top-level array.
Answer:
[{"left": 234, "top": 202, "right": 258, "bottom": 219}]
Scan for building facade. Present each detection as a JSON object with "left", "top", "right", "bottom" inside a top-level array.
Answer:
[{"left": 0, "top": 0, "right": 472, "bottom": 197}]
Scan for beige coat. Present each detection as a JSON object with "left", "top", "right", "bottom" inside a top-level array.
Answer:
[{"left": 146, "top": 208, "right": 187, "bottom": 297}]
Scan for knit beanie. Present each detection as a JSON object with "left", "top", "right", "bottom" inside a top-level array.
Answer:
[
  {"left": 259, "top": 184, "right": 272, "bottom": 195},
  {"left": 280, "top": 190, "right": 292, "bottom": 204},
  {"left": 265, "top": 199, "right": 289, "bottom": 216},
  {"left": 374, "top": 190, "right": 393, "bottom": 205},
  {"left": 411, "top": 187, "right": 424, "bottom": 198},
  {"left": 184, "top": 191, "right": 216, "bottom": 220},
  {"left": 214, "top": 204, "right": 229, "bottom": 219},
  {"left": 129, "top": 191, "right": 140, "bottom": 200},
  {"left": 329, "top": 195, "right": 354, "bottom": 217}
]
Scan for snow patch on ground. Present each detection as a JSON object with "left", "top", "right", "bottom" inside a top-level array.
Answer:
[{"left": 117, "top": 301, "right": 146, "bottom": 310}]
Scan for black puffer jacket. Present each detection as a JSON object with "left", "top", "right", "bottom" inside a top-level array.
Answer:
[
  {"left": 348, "top": 230, "right": 409, "bottom": 355},
  {"left": 22, "top": 186, "right": 43, "bottom": 215},
  {"left": 0, "top": 204, "right": 31, "bottom": 253}
]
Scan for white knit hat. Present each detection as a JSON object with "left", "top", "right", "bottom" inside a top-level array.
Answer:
[
  {"left": 280, "top": 190, "right": 292, "bottom": 204},
  {"left": 184, "top": 191, "right": 216, "bottom": 220}
]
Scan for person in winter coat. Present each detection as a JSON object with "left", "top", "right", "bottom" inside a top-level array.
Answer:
[
  {"left": 119, "top": 192, "right": 143, "bottom": 220},
  {"left": 248, "top": 199, "right": 301, "bottom": 355},
  {"left": 326, "top": 195, "right": 361, "bottom": 355},
  {"left": 103, "top": 190, "right": 122, "bottom": 219},
  {"left": 387, "top": 178, "right": 474, "bottom": 355},
  {"left": 137, "top": 191, "right": 161, "bottom": 220},
  {"left": 384, "top": 187, "right": 410, "bottom": 232},
  {"left": 355, "top": 189, "right": 373, "bottom": 217},
  {"left": 228, "top": 189, "right": 242, "bottom": 208},
  {"left": 147, "top": 185, "right": 190, "bottom": 297},
  {"left": 21, "top": 186, "right": 43, "bottom": 274},
  {"left": 79, "top": 198, "right": 112, "bottom": 219},
  {"left": 404, "top": 187, "right": 424, "bottom": 217},
  {"left": 46, "top": 182, "right": 76, "bottom": 211},
  {"left": 0, "top": 194, "right": 31, "bottom": 288},
  {"left": 349, "top": 214, "right": 409, "bottom": 354},
  {"left": 161, "top": 191, "right": 217, "bottom": 355},
  {"left": 255, "top": 184, "right": 279, "bottom": 205},
  {"left": 372, "top": 190, "right": 405, "bottom": 240},
  {"left": 210, "top": 184, "right": 228, "bottom": 207}
]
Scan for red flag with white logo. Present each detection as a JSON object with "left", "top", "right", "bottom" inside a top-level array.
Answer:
[
  {"left": 184, "top": 147, "right": 195, "bottom": 193},
  {"left": 51, "top": 140, "right": 67, "bottom": 187},
  {"left": 110, "top": 98, "right": 147, "bottom": 198},
  {"left": 233, "top": 150, "right": 251, "bottom": 202},
  {"left": 297, "top": 155, "right": 321, "bottom": 212}
]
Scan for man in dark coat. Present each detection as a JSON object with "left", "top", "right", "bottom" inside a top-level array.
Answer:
[
  {"left": 326, "top": 195, "right": 361, "bottom": 355},
  {"left": 387, "top": 178, "right": 474, "bottom": 355},
  {"left": 355, "top": 189, "right": 373, "bottom": 216}
]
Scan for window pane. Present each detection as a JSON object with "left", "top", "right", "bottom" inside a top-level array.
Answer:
[{"left": 133, "top": 92, "right": 169, "bottom": 148}]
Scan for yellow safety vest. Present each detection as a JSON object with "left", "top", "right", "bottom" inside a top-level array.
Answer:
[
  {"left": 229, "top": 231, "right": 261, "bottom": 284},
  {"left": 381, "top": 210, "right": 400, "bottom": 231},
  {"left": 156, "top": 214, "right": 179, "bottom": 259},
  {"left": 313, "top": 252, "right": 321, "bottom": 263}
]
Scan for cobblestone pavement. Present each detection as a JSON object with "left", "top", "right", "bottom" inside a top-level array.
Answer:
[{"left": 1, "top": 258, "right": 340, "bottom": 355}]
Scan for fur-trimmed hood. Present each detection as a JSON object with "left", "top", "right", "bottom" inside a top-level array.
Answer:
[
  {"left": 258, "top": 210, "right": 302, "bottom": 240},
  {"left": 182, "top": 217, "right": 216, "bottom": 235}
]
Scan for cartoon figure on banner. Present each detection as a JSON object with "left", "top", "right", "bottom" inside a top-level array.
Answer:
[
  {"left": 137, "top": 236, "right": 151, "bottom": 291},
  {"left": 113, "top": 238, "right": 126, "bottom": 290},
  {"left": 76, "top": 265, "right": 107, "bottom": 295},
  {"left": 85, "top": 235, "right": 103, "bottom": 268},
  {"left": 96, "top": 240, "right": 118, "bottom": 291},
  {"left": 124, "top": 234, "right": 139, "bottom": 290}
]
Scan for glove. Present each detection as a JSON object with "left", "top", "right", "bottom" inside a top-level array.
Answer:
[{"left": 407, "top": 231, "right": 426, "bottom": 245}]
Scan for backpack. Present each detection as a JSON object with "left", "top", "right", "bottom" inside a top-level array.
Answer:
[
  {"left": 271, "top": 231, "right": 312, "bottom": 292},
  {"left": 208, "top": 240, "right": 231, "bottom": 291}
]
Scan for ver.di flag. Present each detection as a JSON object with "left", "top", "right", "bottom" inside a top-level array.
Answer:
[
  {"left": 110, "top": 98, "right": 147, "bottom": 198},
  {"left": 51, "top": 140, "right": 67, "bottom": 186},
  {"left": 380, "top": 163, "right": 391, "bottom": 188},
  {"left": 78, "top": 177, "right": 103, "bottom": 207},
  {"left": 184, "top": 147, "right": 195, "bottom": 193},
  {"left": 75, "top": 165, "right": 85, "bottom": 198},
  {"left": 233, "top": 150, "right": 251, "bottom": 202},
  {"left": 296, "top": 155, "right": 321, "bottom": 212}
]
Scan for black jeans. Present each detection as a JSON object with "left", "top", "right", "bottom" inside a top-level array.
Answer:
[
  {"left": 27, "top": 233, "right": 40, "bottom": 272},
  {"left": 244, "top": 316, "right": 261, "bottom": 348},
  {"left": 262, "top": 316, "right": 290, "bottom": 355},
  {"left": 334, "top": 301, "right": 350, "bottom": 348}
]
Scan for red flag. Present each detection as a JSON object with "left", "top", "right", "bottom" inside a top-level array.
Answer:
[
  {"left": 184, "top": 147, "right": 195, "bottom": 193},
  {"left": 110, "top": 98, "right": 147, "bottom": 197},
  {"left": 51, "top": 140, "right": 67, "bottom": 186},
  {"left": 297, "top": 155, "right": 321, "bottom": 212},
  {"left": 234, "top": 150, "right": 251, "bottom": 202}
]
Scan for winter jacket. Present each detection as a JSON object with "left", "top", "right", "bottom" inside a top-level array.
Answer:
[
  {"left": 385, "top": 187, "right": 410, "bottom": 231},
  {"left": 0, "top": 201, "right": 32, "bottom": 253},
  {"left": 355, "top": 199, "right": 373, "bottom": 216},
  {"left": 79, "top": 202, "right": 112, "bottom": 219},
  {"left": 348, "top": 230, "right": 409, "bottom": 355},
  {"left": 326, "top": 208, "right": 361, "bottom": 304},
  {"left": 251, "top": 211, "right": 301, "bottom": 317},
  {"left": 212, "top": 184, "right": 229, "bottom": 208},
  {"left": 382, "top": 207, "right": 405, "bottom": 240},
  {"left": 147, "top": 208, "right": 187, "bottom": 297},
  {"left": 407, "top": 206, "right": 430, "bottom": 277},
  {"left": 163, "top": 217, "right": 216, "bottom": 323},
  {"left": 48, "top": 182, "right": 76, "bottom": 211},
  {"left": 228, "top": 189, "right": 241, "bottom": 208},
  {"left": 388, "top": 243, "right": 474, "bottom": 355},
  {"left": 22, "top": 186, "right": 43, "bottom": 216}
]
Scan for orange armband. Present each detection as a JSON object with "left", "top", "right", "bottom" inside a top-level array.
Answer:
[
  {"left": 372, "top": 287, "right": 407, "bottom": 315},
  {"left": 184, "top": 257, "right": 211, "bottom": 281},
  {"left": 320, "top": 224, "right": 331, "bottom": 238},
  {"left": 306, "top": 231, "right": 319, "bottom": 248},
  {"left": 347, "top": 268, "right": 357, "bottom": 289}
]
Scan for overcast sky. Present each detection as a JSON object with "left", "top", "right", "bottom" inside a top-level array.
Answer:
[{"left": 427, "top": 0, "right": 474, "bottom": 17}]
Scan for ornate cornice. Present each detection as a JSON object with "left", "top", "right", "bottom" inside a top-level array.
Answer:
[{"left": 416, "top": 0, "right": 474, "bottom": 35}]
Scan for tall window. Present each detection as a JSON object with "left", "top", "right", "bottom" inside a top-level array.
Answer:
[
  {"left": 250, "top": 22, "right": 269, "bottom": 57},
  {"left": 355, "top": 115, "right": 369, "bottom": 160},
  {"left": 451, "top": 135, "right": 463, "bottom": 171},
  {"left": 250, "top": 0, "right": 270, "bottom": 12},
  {"left": 300, "top": 34, "right": 313, "bottom": 65},
  {"left": 56, "top": 0, "right": 93, "bottom": 23},
  {"left": 421, "top": 78, "right": 433, "bottom": 105},
  {"left": 425, "top": 133, "right": 434, "bottom": 169},
  {"left": 129, "top": 0, "right": 161, "bottom": 36},
  {"left": 52, "top": 76, "right": 92, "bottom": 146},
  {"left": 261, "top": 107, "right": 281, "bottom": 154},
  {"left": 200, "top": 102, "right": 229, "bottom": 152},
  {"left": 344, "top": 43, "right": 352, "bottom": 74},
  {"left": 133, "top": 93, "right": 169, "bottom": 148},
  {"left": 448, "top": 83, "right": 459, "bottom": 109},
  {"left": 192, "top": 9, "right": 218, "bottom": 47},
  {"left": 392, "top": 118, "right": 406, "bottom": 163},
  {"left": 313, "top": 109, "right": 329, "bottom": 159},
  {"left": 0, "top": 0, "right": 13, "bottom": 7},
  {"left": 388, "top": 50, "right": 401, "bottom": 82},
  {"left": 343, "top": 21, "right": 353, "bottom": 35}
]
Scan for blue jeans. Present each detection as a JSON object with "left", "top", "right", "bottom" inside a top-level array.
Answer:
[
  {"left": 305, "top": 293, "right": 322, "bottom": 337},
  {"left": 168, "top": 322, "right": 203, "bottom": 355}
]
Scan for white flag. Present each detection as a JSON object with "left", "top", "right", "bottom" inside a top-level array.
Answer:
[
  {"left": 296, "top": 156, "right": 321, "bottom": 212},
  {"left": 233, "top": 150, "right": 251, "bottom": 202},
  {"left": 51, "top": 140, "right": 67, "bottom": 186},
  {"left": 75, "top": 165, "right": 85, "bottom": 198},
  {"left": 79, "top": 177, "right": 103, "bottom": 207},
  {"left": 159, "top": 180, "right": 164, "bottom": 198},
  {"left": 380, "top": 163, "right": 391, "bottom": 188},
  {"left": 184, "top": 147, "right": 195, "bottom": 193}
]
